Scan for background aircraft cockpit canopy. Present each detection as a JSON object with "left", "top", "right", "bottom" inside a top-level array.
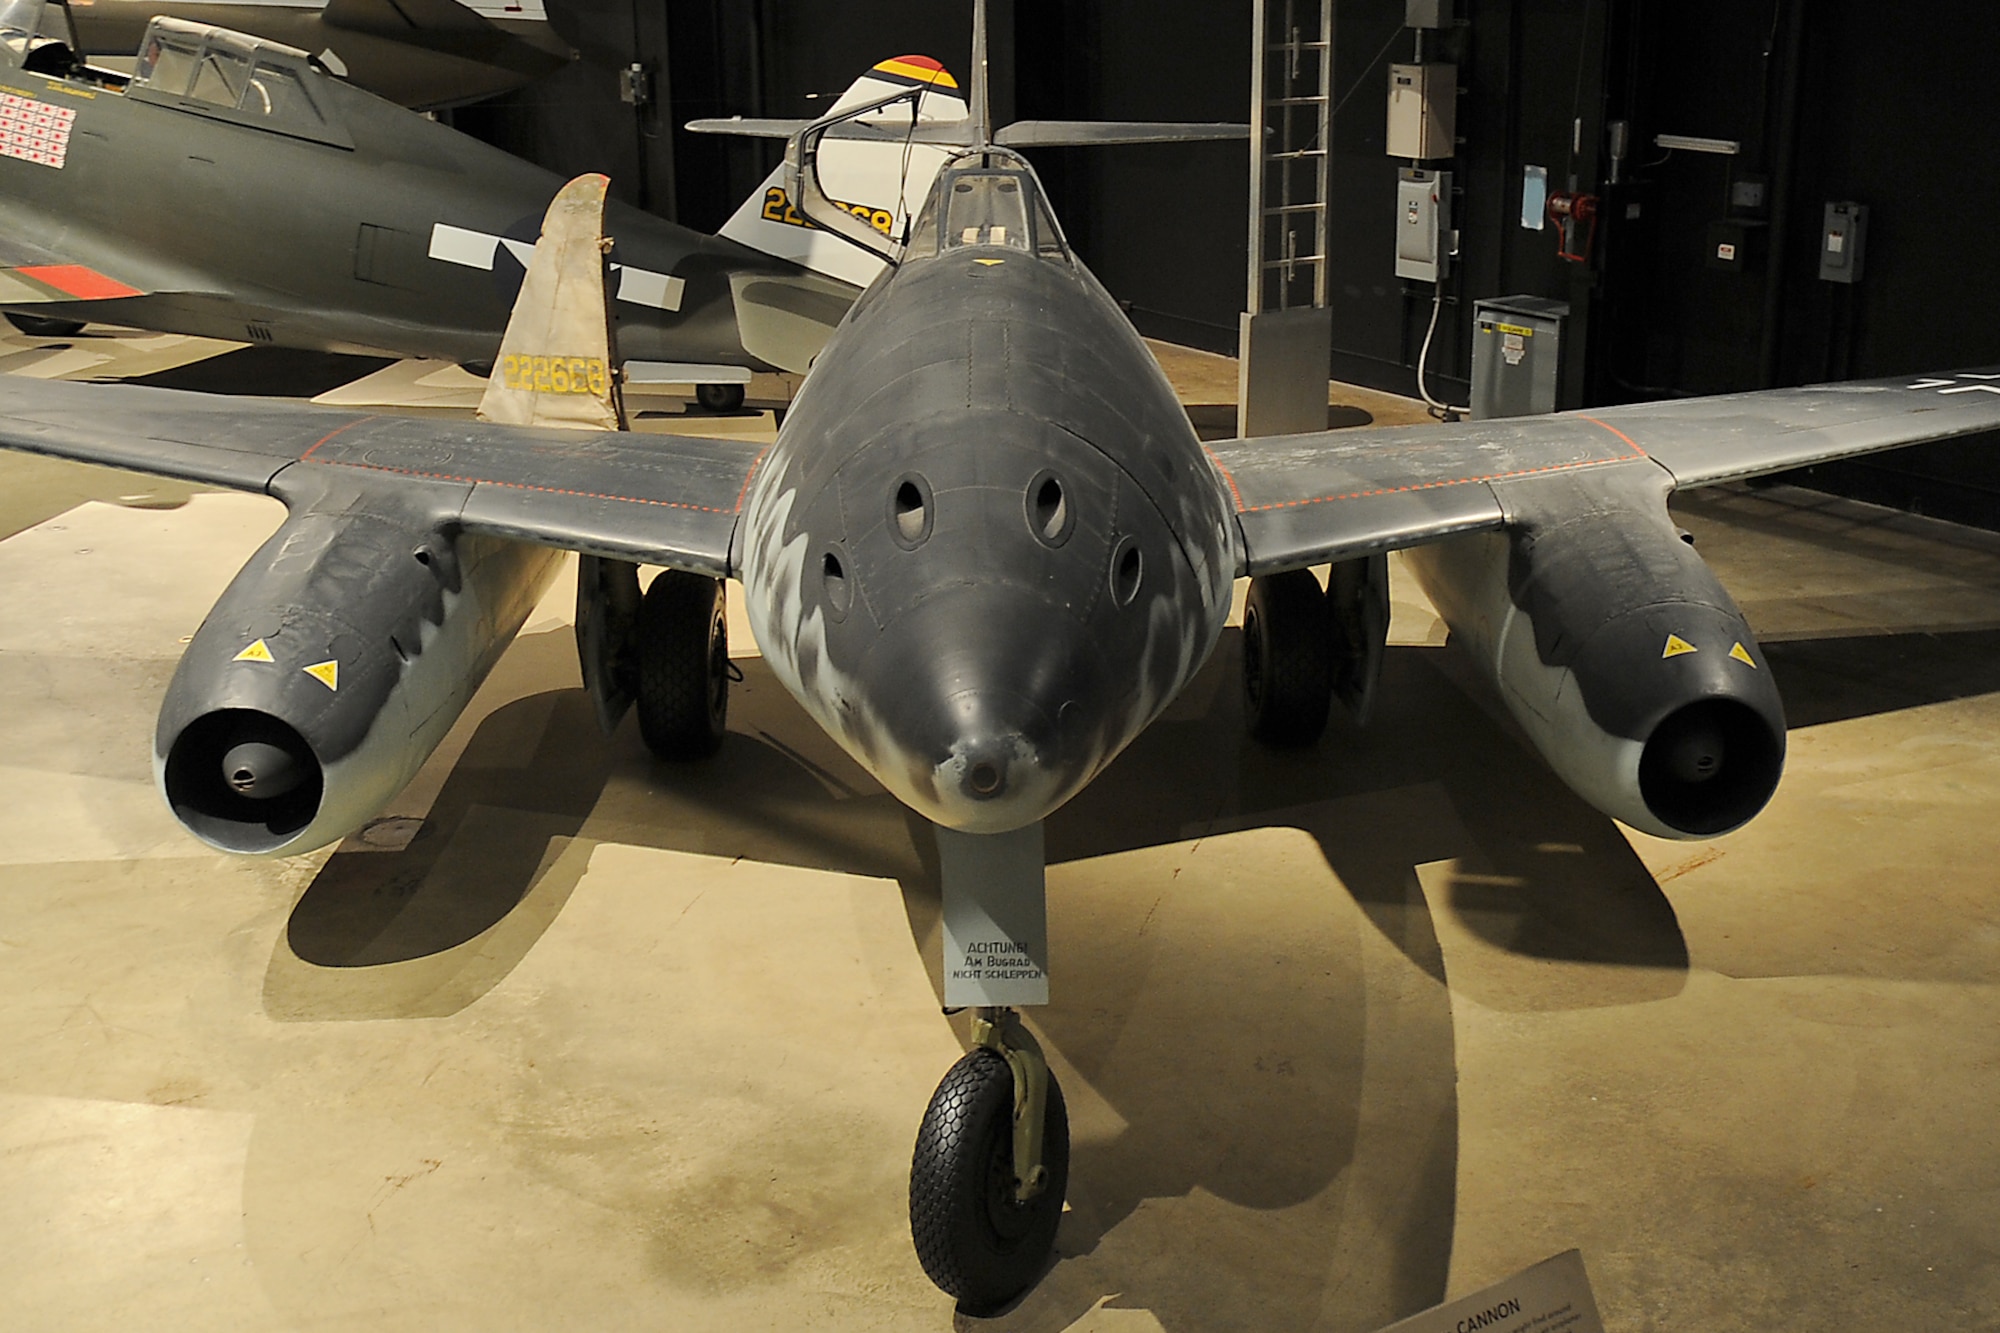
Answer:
[
  {"left": 127, "top": 17, "right": 351, "bottom": 148},
  {"left": 0, "top": 0, "right": 80, "bottom": 69}
]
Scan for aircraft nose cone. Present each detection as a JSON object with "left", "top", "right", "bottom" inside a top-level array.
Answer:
[
  {"left": 863, "top": 589, "right": 1102, "bottom": 834},
  {"left": 942, "top": 686, "right": 1059, "bottom": 807},
  {"left": 221, "top": 740, "right": 305, "bottom": 800}
]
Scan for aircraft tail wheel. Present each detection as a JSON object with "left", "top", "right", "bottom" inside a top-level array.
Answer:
[
  {"left": 910, "top": 1043, "right": 1069, "bottom": 1310},
  {"left": 635, "top": 570, "right": 729, "bottom": 759},
  {"left": 5, "top": 312, "right": 85, "bottom": 338},
  {"left": 695, "top": 382, "right": 746, "bottom": 414},
  {"left": 1242, "top": 568, "right": 1334, "bottom": 745}
]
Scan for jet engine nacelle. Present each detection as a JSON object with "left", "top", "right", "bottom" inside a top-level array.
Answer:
[
  {"left": 1406, "top": 475, "right": 1785, "bottom": 840},
  {"left": 155, "top": 479, "right": 563, "bottom": 855}
]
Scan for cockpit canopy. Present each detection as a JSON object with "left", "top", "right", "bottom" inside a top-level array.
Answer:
[
  {"left": 127, "top": 17, "right": 351, "bottom": 149},
  {"left": 0, "top": 0, "right": 78, "bottom": 70},
  {"left": 905, "top": 151, "right": 1068, "bottom": 261}
]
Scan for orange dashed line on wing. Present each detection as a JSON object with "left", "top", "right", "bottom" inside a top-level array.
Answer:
[
  {"left": 299, "top": 417, "right": 378, "bottom": 461},
  {"left": 1234, "top": 451, "right": 1645, "bottom": 513},
  {"left": 1227, "top": 421, "right": 1648, "bottom": 514},
  {"left": 315, "top": 456, "right": 747, "bottom": 516},
  {"left": 732, "top": 445, "right": 773, "bottom": 513},
  {"left": 1200, "top": 443, "right": 1247, "bottom": 510}
]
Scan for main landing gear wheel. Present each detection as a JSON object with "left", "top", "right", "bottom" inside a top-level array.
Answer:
[
  {"left": 1242, "top": 568, "right": 1334, "bottom": 745},
  {"left": 635, "top": 570, "right": 729, "bottom": 759},
  {"left": 695, "top": 382, "right": 746, "bottom": 414},
  {"left": 910, "top": 1011, "right": 1069, "bottom": 1312},
  {"left": 5, "top": 312, "right": 85, "bottom": 338}
]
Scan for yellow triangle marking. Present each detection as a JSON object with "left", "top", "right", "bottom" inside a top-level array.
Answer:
[
  {"left": 303, "top": 660, "right": 339, "bottom": 692},
  {"left": 974, "top": 258, "right": 1006, "bottom": 267},
  {"left": 233, "top": 639, "right": 274, "bottom": 663},
  {"left": 1662, "top": 635, "right": 1699, "bottom": 659},
  {"left": 1730, "top": 642, "right": 1758, "bottom": 668}
]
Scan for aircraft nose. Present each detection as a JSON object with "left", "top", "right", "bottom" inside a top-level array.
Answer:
[
  {"left": 942, "top": 686, "right": 1057, "bottom": 807},
  {"left": 865, "top": 589, "right": 1099, "bottom": 834}
]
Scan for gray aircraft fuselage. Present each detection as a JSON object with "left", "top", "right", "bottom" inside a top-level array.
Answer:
[
  {"left": 68, "top": 0, "right": 568, "bottom": 108},
  {"left": 739, "top": 151, "right": 1237, "bottom": 833},
  {"left": 0, "top": 16, "right": 836, "bottom": 370}
]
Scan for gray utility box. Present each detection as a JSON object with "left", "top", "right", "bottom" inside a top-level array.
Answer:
[{"left": 1470, "top": 295, "right": 1568, "bottom": 419}]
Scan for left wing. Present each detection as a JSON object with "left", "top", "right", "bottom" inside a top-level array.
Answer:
[
  {"left": 1210, "top": 367, "right": 2000, "bottom": 575},
  {"left": 0, "top": 376, "right": 764, "bottom": 578}
]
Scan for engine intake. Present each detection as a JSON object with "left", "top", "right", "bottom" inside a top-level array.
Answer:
[
  {"left": 1638, "top": 697, "right": 1784, "bottom": 836},
  {"left": 163, "top": 710, "right": 324, "bottom": 854},
  {"left": 151, "top": 479, "right": 564, "bottom": 857},
  {"left": 1407, "top": 472, "right": 1788, "bottom": 841}
]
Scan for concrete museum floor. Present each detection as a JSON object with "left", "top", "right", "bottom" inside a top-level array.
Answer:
[{"left": 0, "top": 324, "right": 1995, "bottom": 1331}]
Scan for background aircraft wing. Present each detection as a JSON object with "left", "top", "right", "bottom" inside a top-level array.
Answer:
[
  {"left": 0, "top": 377, "right": 761, "bottom": 577},
  {"left": 1214, "top": 366, "right": 2000, "bottom": 575}
]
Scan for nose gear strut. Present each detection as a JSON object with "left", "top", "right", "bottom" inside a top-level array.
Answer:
[
  {"left": 909, "top": 1006, "right": 1070, "bottom": 1311},
  {"left": 971, "top": 1006, "right": 1051, "bottom": 1202}
]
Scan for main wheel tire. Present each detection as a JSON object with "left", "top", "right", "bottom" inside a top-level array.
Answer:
[
  {"left": 910, "top": 1048, "right": 1070, "bottom": 1312},
  {"left": 695, "top": 382, "right": 746, "bottom": 414},
  {"left": 5, "top": 312, "right": 85, "bottom": 338},
  {"left": 1242, "top": 568, "right": 1334, "bottom": 746},
  {"left": 635, "top": 571, "right": 728, "bottom": 759}
]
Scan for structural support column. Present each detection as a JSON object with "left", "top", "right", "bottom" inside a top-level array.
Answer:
[{"left": 1238, "top": 0, "right": 1335, "bottom": 439}]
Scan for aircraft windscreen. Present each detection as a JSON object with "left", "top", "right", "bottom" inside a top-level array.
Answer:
[
  {"left": 908, "top": 165, "right": 1067, "bottom": 261},
  {"left": 129, "top": 18, "right": 343, "bottom": 146},
  {"left": 0, "top": 0, "right": 78, "bottom": 58}
]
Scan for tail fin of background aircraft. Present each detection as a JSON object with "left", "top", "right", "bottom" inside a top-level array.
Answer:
[
  {"left": 693, "top": 0, "right": 1244, "bottom": 281},
  {"left": 711, "top": 56, "right": 970, "bottom": 291},
  {"left": 477, "top": 173, "right": 624, "bottom": 432}
]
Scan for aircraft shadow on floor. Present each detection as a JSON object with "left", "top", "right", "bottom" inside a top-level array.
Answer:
[
  {"left": 257, "top": 623, "right": 1723, "bottom": 1330},
  {"left": 266, "top": 606, "right": 2000, "bottom": 1328},
  {"left": 1765, "top": 627, "right": 2000, "bottom": 728}
]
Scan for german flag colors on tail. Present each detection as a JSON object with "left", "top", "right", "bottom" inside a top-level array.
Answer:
[{"left": 871, "top": 55, "right": 959, "bottom": 90}]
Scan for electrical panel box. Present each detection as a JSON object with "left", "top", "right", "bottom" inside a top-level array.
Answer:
[
  {"left": 1471, "top": 296, "right": 1568, "bottom": 420},
  {"left": 1406, "top": 0, "right": 1450, "bottom": 27},
  {"left": 1396, "top": 168, "right": 1453, "bottom": 282},
  {"left": 1387, "top": 64, "right": 1455, "bottom": 160},
  {"left": 1819, "top": 202, "right": 1868, "bottom": 283}
]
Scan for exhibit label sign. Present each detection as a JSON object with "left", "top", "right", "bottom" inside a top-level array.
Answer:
[{"left": 1373, "top": 1250, "right": 1604, "bottom": 1333}]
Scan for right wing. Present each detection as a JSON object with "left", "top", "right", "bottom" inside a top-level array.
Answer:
[
  {"left": 0, "top": 376, "right": 764, "bottom": 578},
  {"left": 1209, "top": 367, "right": 2000, "bottom": 575}
]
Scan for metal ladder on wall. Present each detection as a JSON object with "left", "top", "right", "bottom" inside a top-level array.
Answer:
[
  {"left": 1248, "top": 0, "right": 1334, "bottom": 314},
  {"left": 1239, "top": 0, "right": 1335, "bottom": 437}
]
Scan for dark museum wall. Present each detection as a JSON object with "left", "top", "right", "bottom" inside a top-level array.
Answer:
[{"left": 455, "top": 1, "right": 2000, "bottom": 525}]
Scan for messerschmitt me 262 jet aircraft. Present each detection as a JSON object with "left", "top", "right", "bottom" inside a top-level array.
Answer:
[
  {"left": 0, "top": 0, "right": 961, "bottom": 406},
  {"left": 4, "top": 0, "right": 2000, "bottom": 1310}
]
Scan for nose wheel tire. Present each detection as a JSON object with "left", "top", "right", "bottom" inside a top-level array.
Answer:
[
  {"left": 635, "top": 571, "right": 729, "bottom": 759},
  {"left": 1242, "top": 568, "right": 1334, "bottom": 746},
  {"left": 910, "top": 1046, "right": 1069, "bottom": 1312}
]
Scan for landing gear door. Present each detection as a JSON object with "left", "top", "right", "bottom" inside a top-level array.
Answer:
[
  {"left": 1329, "top": 554, "right": 1390, "bottom": 725},
  {"left": 575, "top": 555, "right": 641, "bottom": 734}
]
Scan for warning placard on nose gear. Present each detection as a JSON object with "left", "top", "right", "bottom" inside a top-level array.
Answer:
[{"left": 938, "top": 824, "right": 1049, "bottom": 1008}]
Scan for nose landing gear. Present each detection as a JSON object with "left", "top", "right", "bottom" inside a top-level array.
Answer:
[{"left": 910, "top": 1007, "right": 1069, "bottom": 1312}]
